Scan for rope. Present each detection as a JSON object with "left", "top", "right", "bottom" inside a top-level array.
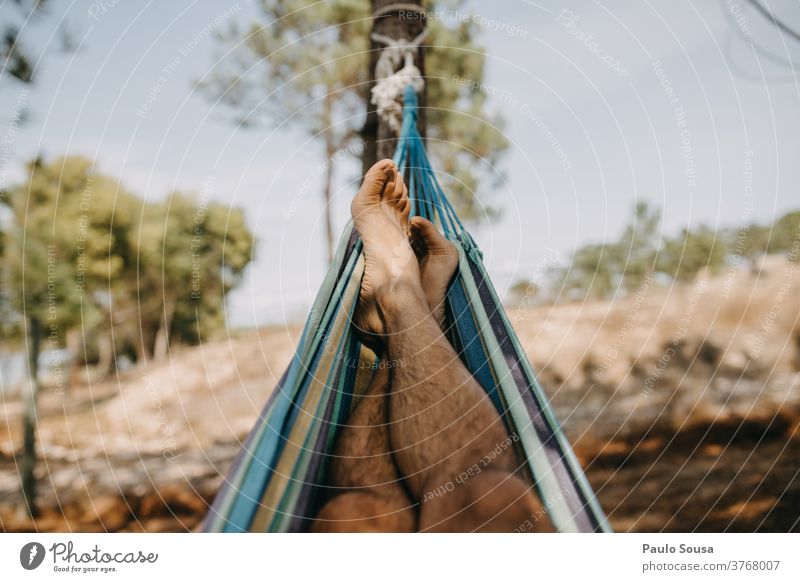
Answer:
[
  {"left": 370, "top": 29, "right": 427, "bottom": 134},
  {"left": 372, "top": 3, "right": 425, "bottom": 19},
  {"left": 203, "top": 82, "right": 612, "bottom": 534}
]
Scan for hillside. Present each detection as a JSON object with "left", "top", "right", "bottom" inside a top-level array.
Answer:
[{"left": 1, "top": 258, "right": 798, "bottom": 532}]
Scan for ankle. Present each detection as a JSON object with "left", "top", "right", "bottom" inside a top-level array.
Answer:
[{"left": 376, "top": 279, "right": 427, "bottom": 321}]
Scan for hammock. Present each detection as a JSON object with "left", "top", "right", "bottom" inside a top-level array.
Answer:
[{"left": 202, "top": 86, "right": 611, "bottom": 533}]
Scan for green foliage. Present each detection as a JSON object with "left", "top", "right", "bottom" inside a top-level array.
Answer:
[
  {"left": 545, "top": 202, "right": 799, "bottom": 302},
  {"left": 199, "top": 0, "right": 510, "bottom": 229},
  {"left": 554, "top": 242, "right": 617, "bottom": 300},
  {"left": 2, "top": 157, "right": 98, "bottom": 331},
  {"left": 617, "top": 202, "right": 661, "bottom": 289},
  {"left": 138, "top": 192, "right": 254, "bottom": 348},
  {"left": 0, "top": 156, "right": 255, "bottom": 366},
  {"left": 658, "top": 225, "right": 726, "bottom": 283},
  {"left": 1, "top": 1, "right": 60, "bottom": 86},
  {"left": 200, "top": 0, "right": 370, "bottom": 147},
  {"left": 737, "top": 210, "right": 800, "bottom": 260},
  {"left": 554, "top": 202, "right": 662, "bottom": 300},
  {"left": 424, "top": 11, "right": 509, "bottom": 219},
  {"left": 771, "top": 211, "right": 800, "bottom": 258}
]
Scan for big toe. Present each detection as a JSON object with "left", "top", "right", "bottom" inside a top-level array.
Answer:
[
  {"left": 355, "top": 159, "right": 395, "bottom": 207},
  {"left": 410, "top": 217, "right": 456, "bottom": 257},
  {"left": 395, "top": 178, "right": 410, "bottom": 234}
]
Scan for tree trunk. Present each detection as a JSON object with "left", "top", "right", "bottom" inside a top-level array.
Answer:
[
  {"left": 153, "top": 301, "right": 175, "bottom": 360},
  {"left": 320, "top": 94, "right": 337, "bottom": 264},
  {"left": 96, "top": 325, "right": 116, "bottom": 376},
  {"left": 132, "top": 335, "right": 148, "bottom": 366},
  {"left": 362, "top": 0, "right": 427, "bottom": 173},
  {"left": 65, "top": 327, "right": 82, "bottom": 391},
  {"left": 18, "top": 315, "right": 41, "bottom": 520},
  {"left": 323, "top": 149, "right": 335, "bottom": 264}
]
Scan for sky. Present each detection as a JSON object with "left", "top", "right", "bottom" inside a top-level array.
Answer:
[{"left": 1, "top": 0, "right": 798, "bottom": 328}]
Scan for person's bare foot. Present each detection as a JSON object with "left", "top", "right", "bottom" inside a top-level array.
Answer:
[
  {"left": 351, "top": 159, "right": 419, "bottom": 348},
  {"left": 409, "top": 217, "right": 459, "bottom": 327}
]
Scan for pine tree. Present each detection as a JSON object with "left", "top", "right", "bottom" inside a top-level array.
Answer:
[{"left": 199, "top": 0, "right": 508, "bottom": 261}]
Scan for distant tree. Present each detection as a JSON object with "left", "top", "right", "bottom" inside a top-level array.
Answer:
[
  {"left": 2, "top": 156, "right": 90, "bottom": 518},
  {"left": 138, "top": 192, "right": 255, "bottom": 360},
  {"left": 658, "top": 225, "right": 727, "bottom": 282},
  {"left": 199, "top": 0, "right": 508, "bottom": 261},
  {"left": 617, "top": 201, "right": 661, "bottom": 290},
  {"left": 6, "top": 158, "right": 256, "bottom": 366},
  {"left": 733, "top": 210, "right": 800, "bottom": 263},
  {"left": 182, "top": 198, "right": 254, "bottom": 340},
  {"left": 1, "top": 1, "right": 75, "bottom": 100},
  {"left": 0, "top": 156, "right": 256, "bottom": 517},
  {"left": 552, "top": 202, "right": 660, "bottom": 300},
  {"left": 769, "top": 210, "right": 800, "bottom": 258},
  {"left": 53, "top": 158, "right": 141, "bottom": 373},
  {"left": 735, "top": 222, "right": 772, "bottom": 262},
  {"left": 198, "top": 0, "right": 370, "bottom": 263},
  {"left": 553, "top": 242, "right": 618, "bottom": 300},
  {"left": 518, "top": 204, "right": 799, "bottom": 304},
  {"left": 546, "top": 202, "right": 735, "bottom": 302},
  {"left": 1, "top": 0, "right": 40, "bottom": 85}
]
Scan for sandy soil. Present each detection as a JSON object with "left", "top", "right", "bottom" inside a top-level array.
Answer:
[{"left": 1, "top": 259, "right": 798, "bottom": 532}]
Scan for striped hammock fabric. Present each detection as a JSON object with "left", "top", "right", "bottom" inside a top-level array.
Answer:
[{"left": 202, "top": 86, "right": 611, "bottom": 533}]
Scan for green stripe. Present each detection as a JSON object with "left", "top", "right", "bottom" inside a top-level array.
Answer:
[
  {"left": 205, "top": 224, "right": 358, "bottom": 532},
  {"left": 455, "top": 246, "right": 580, "bottom": 533},
  {"left": 470, "top": 256, "right": 611, "bottom": 532},
  {"left": 270, "top": 260, "right": 364, "bottom": 530}
]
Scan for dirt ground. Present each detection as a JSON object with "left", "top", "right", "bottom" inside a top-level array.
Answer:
[
  {"left": 1, "top": 260, "right": 799, "bottom": 532},
  {"left": 581, "top": 409, "right": 800, "bottom": 532},
  {"left": 2, "top": 408, "right": 797, "bottom": 533}
]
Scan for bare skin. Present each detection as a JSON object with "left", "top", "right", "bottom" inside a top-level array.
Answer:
[
  {"left": 313, "top": 215, "right": 462, "bottom": 532},
  {"left": 314, "top": 159, "right": 548, "bottom": 532},
  {"left": 409, "top": 216, "right": 459, "bottom": 328},
  {"left": 312, "top": 362, "right": 416, "bottom": 533},
  {"left": 313, "top": 161, "right": 418, "bottom": 533}
]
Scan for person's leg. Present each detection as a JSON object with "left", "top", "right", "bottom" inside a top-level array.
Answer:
[
  {"left": 351, "top": 159, "right": 547, "bottom": 532},
  {"left": 313, "top": 177, "right": 470, "bottom": 532},
  {"left": 407, "top": 218, "right": 550, "bottom": 532},
  {"left": 408, "top": 216, "right": 459, "bottom": 329},
  {"left": 312, "top": 160, "right": 416, "bottom": 533},
  {"left": 312, "top": 361, "right": 416, "bottom": 533},
  {"left": 401, "top": 218, "right": 549, "bottom": 532}
]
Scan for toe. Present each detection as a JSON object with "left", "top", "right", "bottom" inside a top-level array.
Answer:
[
  {"left": 367, "top": 159, "right": 394, "bottom": 183},
  {"left": 400, "top": 179, "right": 410, "bottom": 206},
  {"left": 398, "top": 196, "right": 410, "bottom": 223},
  {"left": 359, "top": 160, "right": 395, "bottom": 203},
  {"left": 353, "top": 161, "right": 395, "bottom": 219},
  {"left": 410, "top": 217, "right": 459, "bottom": 264},
  {"left": 410, "top": 217, "right": 443, "bottom": 247},
  {"left": 409, "top": 222, "right": 426, "bottom": 260},
  {"left": 384, "top": 169, "right": 404, "bottom": 203},
  {"left": 397, "top": 182, "right": 411, "bottom": 231},
  {"left": 393, "top": 171, "right": 405, "bottom": 200}
]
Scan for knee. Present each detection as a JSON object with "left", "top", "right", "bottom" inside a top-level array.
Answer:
[
  {"left": 312, "top": 492, "right": 416, "bottom": 533},
  {"left": 419, "top": 469, "right": 550, "bottom": 533}
]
